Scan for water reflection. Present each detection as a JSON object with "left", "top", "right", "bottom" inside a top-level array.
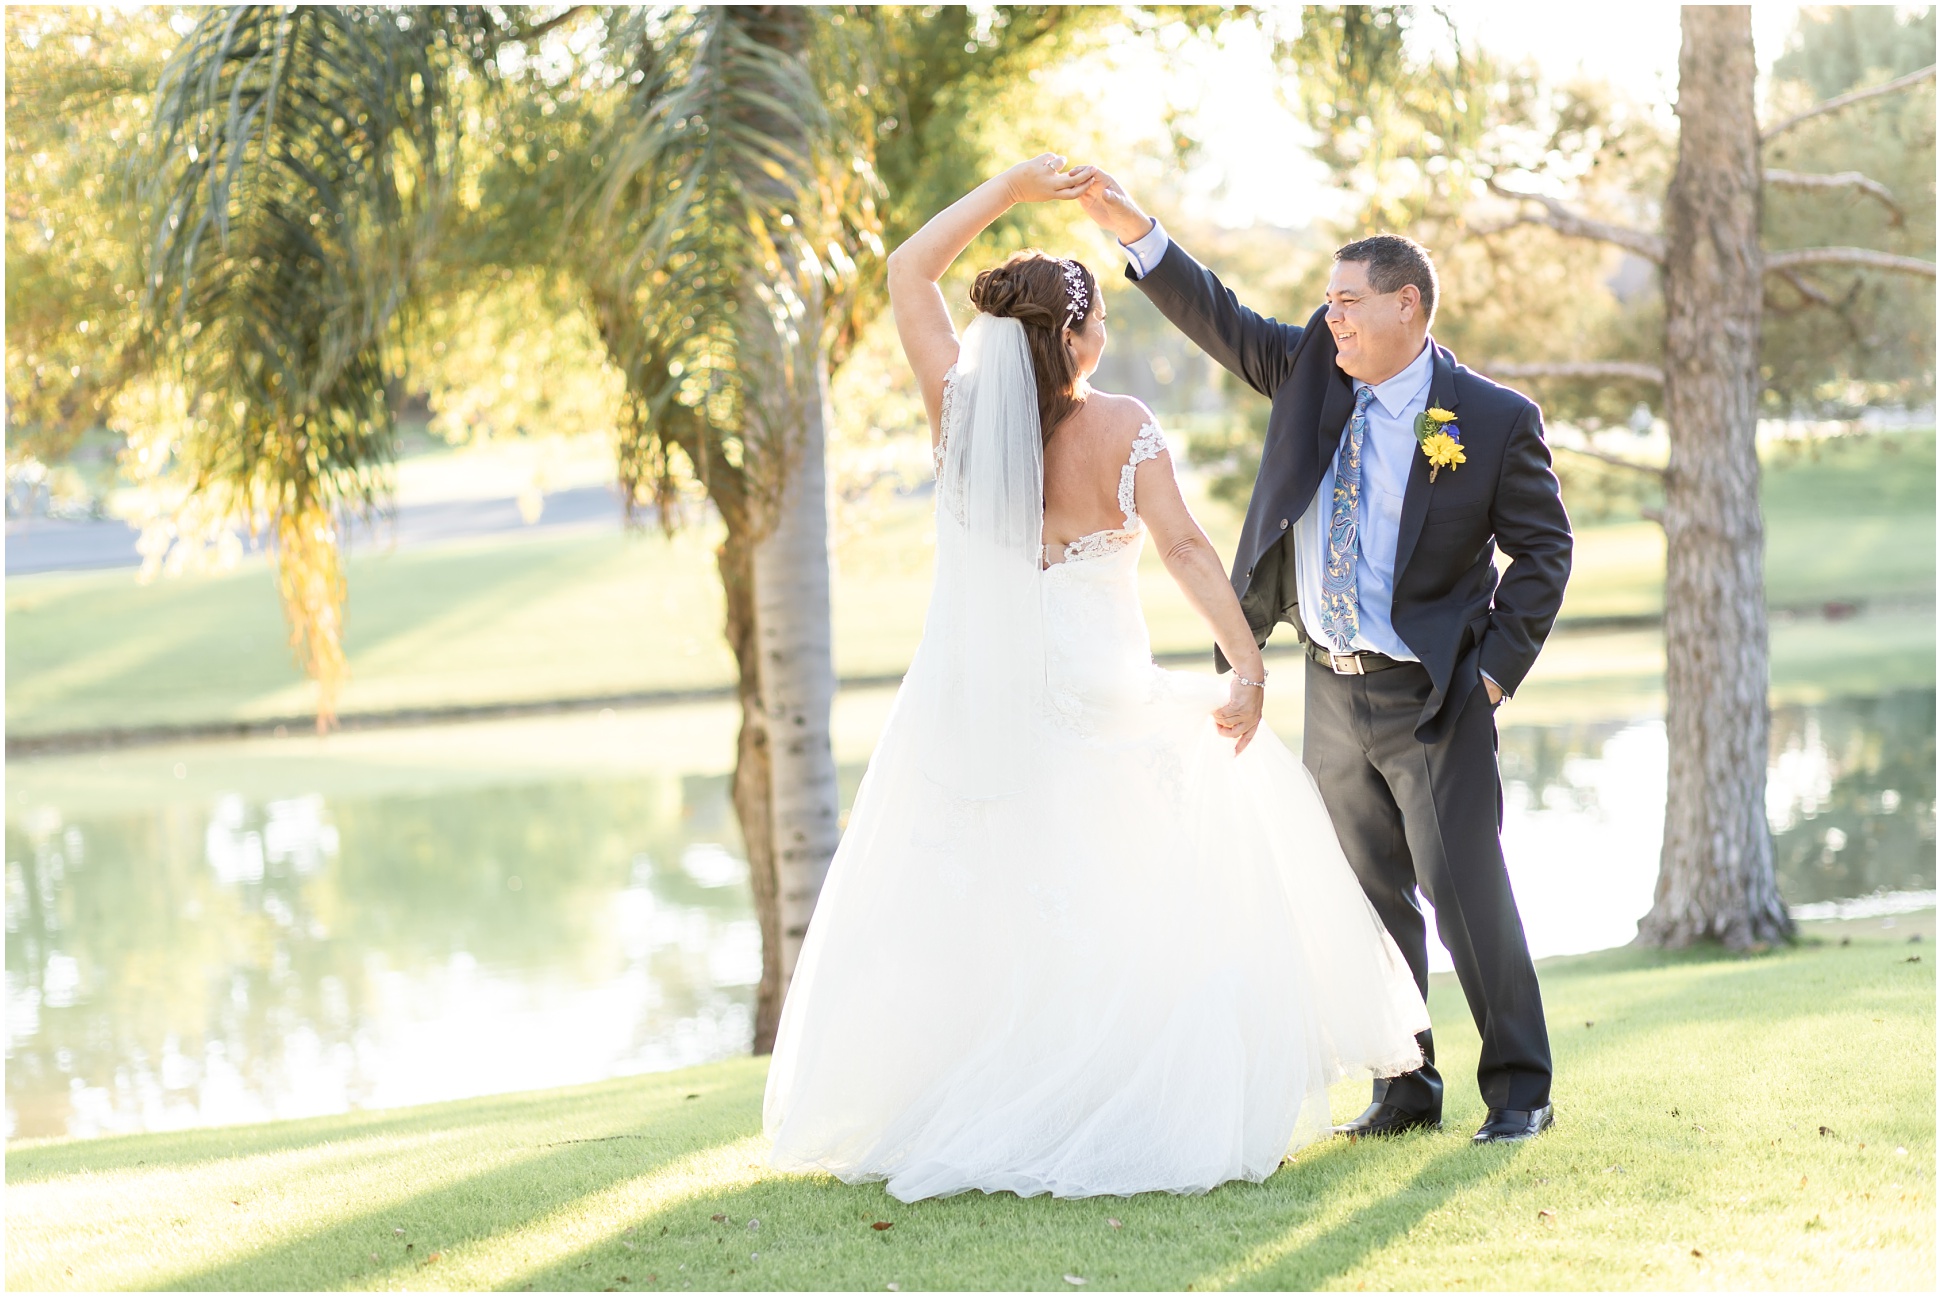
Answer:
[
  {"left": 5, "top": 690, "right": 1933, "bottom": 1141},
  {"left": 1479, "top": 688, "right": 1936, "bottom": 970},
  {"left": 6, "top": 776, "right": 757, "bottom": 1141}
]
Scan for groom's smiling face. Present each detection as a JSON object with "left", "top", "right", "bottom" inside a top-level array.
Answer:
[{"left": 1325, "top": 259, "right": 1426, "bottom": 386}]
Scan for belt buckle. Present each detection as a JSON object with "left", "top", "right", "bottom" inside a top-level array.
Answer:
[{"left": 1330, "top": 651, "right": 1365, "bottom": 676}]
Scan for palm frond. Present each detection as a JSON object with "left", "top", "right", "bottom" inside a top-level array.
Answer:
[
  {"left": 142, "top": 4, "right": 494, "bottom": 721},
  {"left": 586, "top": 5, "right": 884, "bottom": 534}
]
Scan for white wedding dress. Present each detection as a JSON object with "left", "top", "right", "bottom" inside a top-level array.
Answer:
[{"left": 764, "top": 315, "right": 1429, "bottom": 1202}]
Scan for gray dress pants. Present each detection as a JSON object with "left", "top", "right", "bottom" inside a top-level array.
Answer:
[{"left": 1302, "top": 656, "right": 1553, "bottom": 1114}]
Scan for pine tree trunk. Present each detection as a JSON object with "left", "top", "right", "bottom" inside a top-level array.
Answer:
[{"left": 1638, "top": 6, "right": 1794, "bottom": 950}]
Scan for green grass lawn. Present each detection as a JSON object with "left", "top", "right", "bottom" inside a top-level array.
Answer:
[
  {"left": 5, "top": 431, "right": 1932, "bottom": 736},
  {"left": 7, "top": 927, "right": 1931, "bottom": 1292},
  {"left": 1563, "top": 431, "right": 1937, "bottom": 621}
]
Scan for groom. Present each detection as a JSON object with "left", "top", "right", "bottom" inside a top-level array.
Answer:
[{"left": 1075, "top": 170, "right": 1572, "bottom": 1144}]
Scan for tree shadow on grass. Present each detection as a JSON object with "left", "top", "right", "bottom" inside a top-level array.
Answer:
[
  {"left": 499, "top": 1125, "right": 1504, "bottom": 1293},
  {"left": 144, "top": 1080, "right": 767, "bottom": 1290},
  {"left": 1212, "top": 1140, "right": 1526, "bottom": 1291},
  {"left": 7, "top": 1061, "right": 764, "bottom": 1184}
]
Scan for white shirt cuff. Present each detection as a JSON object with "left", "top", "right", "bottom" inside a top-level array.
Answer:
[{"left": 1120, "top": 218, "right": 1169, "bottom": 279}]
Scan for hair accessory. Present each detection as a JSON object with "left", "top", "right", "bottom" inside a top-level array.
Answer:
[{"left": 1061, "top": 259, "right": 1090, "bottom": 329}]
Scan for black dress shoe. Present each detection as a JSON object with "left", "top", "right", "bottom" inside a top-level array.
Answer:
[
  {"left": 1472, "top": 1104, "right": 1555, "bottom": 1143},
  {"left": 1333, "top": 1101, "right": 1441, "bottom": 1138}
]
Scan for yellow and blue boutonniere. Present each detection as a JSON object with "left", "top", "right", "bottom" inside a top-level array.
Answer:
[{"left": 1414, "top": 406, "right": 1465, "bottom": 483}]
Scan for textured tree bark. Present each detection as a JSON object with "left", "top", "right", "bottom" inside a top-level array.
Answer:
[
  {"left": 745, "top": 348, "right": 842, "bottom": 1050},
  {"left": 1638, "top": 6, "right": 1794, "bottom": 950},
  {"left": 718, "top": 530, "right": 786, "bottom": 1053},
  {"left": 726, "top": 3, "right": 843, "bottom": 1053},
  {"left": 728, "top": 258, "right": 843, "bottom": 1050}
]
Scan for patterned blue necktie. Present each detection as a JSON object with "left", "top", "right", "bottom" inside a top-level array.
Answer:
[{"left": 1319, "top": 385, "right": 1377, "bottom": 655}]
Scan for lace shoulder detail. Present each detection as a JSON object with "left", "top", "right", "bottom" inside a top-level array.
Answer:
[
  {"left": 932, "top": 364, "right": 961, "bottom": 477},
  {"left": 1047, "top": 419, "right": 1167, "bottom": 568},
  {"left": 1116, "top": 421, "right": 1167, "bottom": 525}
]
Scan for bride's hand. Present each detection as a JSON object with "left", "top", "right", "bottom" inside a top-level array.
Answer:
[
  {"left": 1002, "top": 153, "right": 1090, "bottom": 205},
  {"left": 1068, "top": 166, "right": 1153, "bottom": 244},
  {"left": 1213, "top": 675, "right": 1265, "bottom": 756}
]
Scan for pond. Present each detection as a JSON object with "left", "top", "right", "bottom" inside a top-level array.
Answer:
[{"left": 6, "top": 689, "right": 1933, "bottom": 1142}]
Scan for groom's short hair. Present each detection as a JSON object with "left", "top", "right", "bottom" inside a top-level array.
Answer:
[{"left": 1335, "top": 234, "right": 1438, "bottom": 324}]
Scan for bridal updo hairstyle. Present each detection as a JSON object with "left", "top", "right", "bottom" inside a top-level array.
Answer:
[{"left": 969, "top": 250, "right": 1100, "bottom": 441}]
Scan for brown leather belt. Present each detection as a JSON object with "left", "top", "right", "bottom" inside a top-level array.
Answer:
[{"left": 1305, "top": 642, "right": 1409, "bottom": 675}]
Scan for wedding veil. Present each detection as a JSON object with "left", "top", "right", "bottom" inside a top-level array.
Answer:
[{"left": 916, "top": 312, "right": 1047, "bottom": 801}]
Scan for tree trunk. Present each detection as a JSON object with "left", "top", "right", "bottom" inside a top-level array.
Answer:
[
  {"left": 735, "top": 282, "right": 842, "bottom": 1053},
  {"left": 749, "top": 352, "right": 841, "bottom": 1036},
  {"left": 1638, "top": 6, "right": 1794, "bottom": 950},
  {"left": 718, "top": 529, "right": 786, "bottom": 1052}
]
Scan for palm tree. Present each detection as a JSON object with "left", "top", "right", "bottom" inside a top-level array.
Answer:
[{"left": 585, "top": 5, "right": 868, "bottom": 1052}]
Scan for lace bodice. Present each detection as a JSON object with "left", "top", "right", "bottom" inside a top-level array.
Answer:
[{"left": 934, "top": 368, "right": 1167, "bottom": 568}]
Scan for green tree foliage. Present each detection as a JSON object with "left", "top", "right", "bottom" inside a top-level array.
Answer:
[
  {"left": 1772, "top": 5, "right": 1938, "bottom": 96},
  {"left": 1762, "top": 10, "right": 1937, "bottom": 412},
  {"left": 141, "top": 6, "right": 500, "bottom": 717},
  {"left": 1184, "top": 6, "right": 1934, "bottom": 512},
  {"left": 5, "top": 9, "right": 174, "bottom": 467}
]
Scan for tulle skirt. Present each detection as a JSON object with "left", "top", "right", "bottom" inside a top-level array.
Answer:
[{"left": 762, "top": 647, "right": 1430, "bottom": 1202}]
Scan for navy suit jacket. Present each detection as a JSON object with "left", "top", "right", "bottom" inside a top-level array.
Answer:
[{"left": 1130, "top": 239, "right": 1573, "bottom": 742}]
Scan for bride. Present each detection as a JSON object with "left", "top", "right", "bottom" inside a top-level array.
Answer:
[{"left": 764, "top": 155, "right": 1430, "bottom": 1202}]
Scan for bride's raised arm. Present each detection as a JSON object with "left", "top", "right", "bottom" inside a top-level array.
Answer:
[{"left": 886, "top": 154, "right": 1088, "bottom": 445}]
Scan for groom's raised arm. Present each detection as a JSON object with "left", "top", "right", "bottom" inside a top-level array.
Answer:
[
  {"left": 1128, "top": 235, "right": 1308, "bottom": 400},
  {"left": 1071, "top": 168, "right": 1306, "bottom": 399}
]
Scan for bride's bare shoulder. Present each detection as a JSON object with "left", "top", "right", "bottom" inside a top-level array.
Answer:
[
  {"left": 1080, "top": 390, "right": 1160, "bottom": 441},
  {"left": 1084, "top": 389, "right": 1155, "bottom": 422}
]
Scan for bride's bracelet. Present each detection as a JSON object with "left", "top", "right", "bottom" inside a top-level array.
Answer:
[{"left": 1234, "top": 670, "right": 1268, "bottom": 690}]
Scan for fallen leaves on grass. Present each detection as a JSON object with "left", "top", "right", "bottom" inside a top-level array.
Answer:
[
  {"left": 1537, "top": 1209, "right": 1557, "bottom": 1224},
  {"left": 1064, "top": 1275, "right": 1089, "bottom": 1286},
  {"left": 1820, "top": 1125, "right": 1836, "bottom": 1136},
  {"left": 872, "top": 1221, "right": 894, "bottom": 1231},
  {"left": 711, "top": 1214, "right": 729, "bottom": 1224},
  {"left": 1106, "top": 1218, "right": 1122, "bottom": 1229},
  {"left": 748, "top": 1219, "right": 761, "bottom": 1232}
]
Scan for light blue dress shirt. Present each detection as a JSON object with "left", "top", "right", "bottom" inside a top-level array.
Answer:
[
  {"left": 1291, "top": 343, "right": 1431, "bottom": 661},
  {"left": 1120, "top": 220, "right": 1430, "bottom": 664}
]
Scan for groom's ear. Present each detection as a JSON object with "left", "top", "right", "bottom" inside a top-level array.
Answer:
[{"left": 1397, "top": 283, "right": 1422, "bottom": 324}]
